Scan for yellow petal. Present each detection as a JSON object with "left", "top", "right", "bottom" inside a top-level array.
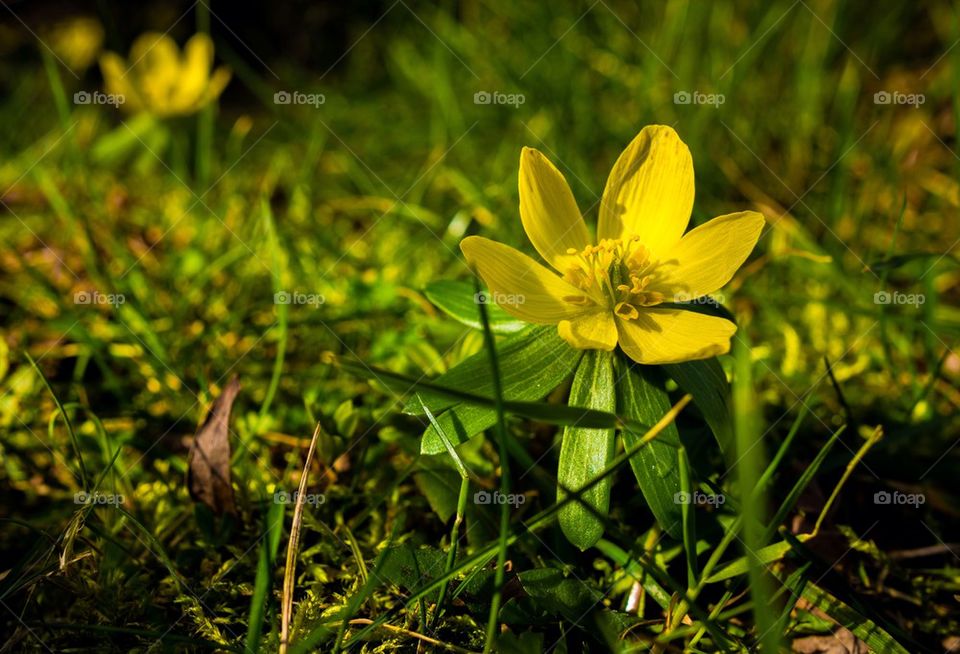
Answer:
[
  {"left": 170, "top": 33, "right": 214, "bottom": 112},
  {"left": 519, "top": 147, "right": 590, "bottom": 270},
  {"left": 99, "top": 52, "right": 142, "bottom": 112},
  {"left": 616, "top": 309, "right": 735, "bottom": 364},
  {"left": 558, "top": 311, "right": 617, "bottom": 350},
  {"left": 460, "top": 236, "right": 598, "bottom": 323},
  {"left": 652, "top": 211, "right": 765, "bottom": 301},
  {"left": 597, "top": 125, "right": 694, "bottom": 255},
  {"left": 129, "top": 33, "right": 181, "bottom": 114},
  {"left": 198, "top": 66, "right": 231, "bottom": 107}
]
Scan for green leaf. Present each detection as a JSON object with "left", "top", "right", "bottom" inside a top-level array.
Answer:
[
  {"left": 424, "top": 279, "right": 527, "bottom": 334},
  {"left": 406, "top": 325, "right": 580, "bottom": 415},
  {"left": 413, "top": 457, "right": 462, "bottom": 522},
  {"left": 244, "top": 499, "right": 285, "bottom": 653},
  {"left": 616, "top": 361, "right": 683, "bottom": 539},
  {"left": 515, "top": 568, "right": 602, "bottom": 622},
  {"left": 663, "top": 357, "right": 733, "bottom": 454},
  {"left": 705, "top": 540, "right": 794, "bottom": 584},
  {"left": 420, "top": 404, "right": 500, "bottom": 455},
  {"left": 496, "top": 631, "right": 543, "bottom": 654},
  {"left": 796, "top": 580, "right": 911, "bottom": 654},
  {"left": 344, "top": 357, "right": 642, "bottom": 431},
  {"left": 413, "top": 327, "right": 582, "bottom": 454},
  {"left": 333, "top": 399, "right": 358, "bottom": 438},
  {"left": 509, "top": 568, "right": 628, "bottom": 646},
  {"left": 558, "top": 350, "right": 616, "bottom": 550},
  {"left": 374, "top": 544, "right": 448, "bottom": 602}
]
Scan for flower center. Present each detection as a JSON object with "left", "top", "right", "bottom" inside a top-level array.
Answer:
[{"left": 561, "top": 235, "right": 665, "bottom": 319}]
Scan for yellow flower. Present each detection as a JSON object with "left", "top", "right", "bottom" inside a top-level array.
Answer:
[
  {"left": 99, "top": 33, "right": 230, "bottom": 117},
  {"left": 47, "top": 17, "right": 104, "bottom": 72},
  {"left": 461, "top": 125, "right": 765, "bottom": 365}
]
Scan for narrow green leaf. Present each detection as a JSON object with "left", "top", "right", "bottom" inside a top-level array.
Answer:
[
  {"left": 732, "top": 336, "right": 780, "bottom": 652},
  {"left": 338, "top": 359, "right": 656, "bottom": 450},
  {"left": 420, "top": 404, "right": 500, "bottom": 455},
  {"left": 616, "top": 362, "right": 683, "bottom": 539},
  {"left": 405, "top": 325, "right": 581, "bottom": 416},
  {"left": 705, "top": 540, "right": 794, "bottom": 584},
  {"left": 244, "top": 499, "right": 285, "bottom": 653},
  {"left": 558, "top": 350, "right": 616, "bottom": 550},
  {"left": 664, "top": 357, "right": 733, "bottom": 454},
  {"left": 798, "top": 580, "right": 911, "bottom": 654},
  {"left": 424, "top": 279, "right": 526, "bottom": 333}
]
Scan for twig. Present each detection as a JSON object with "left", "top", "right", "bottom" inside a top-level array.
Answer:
[{"left": 346, "top": 619, "right": 481, "bottom": 654}]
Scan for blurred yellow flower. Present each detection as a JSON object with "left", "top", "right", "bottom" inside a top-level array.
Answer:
[
  {"left": 100, "top": 32, "right": 230, "bottom": 117},
  {"left": 461, "top": 125, "right": 765, "bottom": 364},
  {"left": 47, "top": 17, "right": 104, "bottom": 71}
]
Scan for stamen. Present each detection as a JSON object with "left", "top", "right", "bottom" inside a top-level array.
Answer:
[
  {"left": 615, "top": 302, "right": 639, "bottom": 320},
  {"left": 560, "top": 234, "right": 663, "bottom": 312}
]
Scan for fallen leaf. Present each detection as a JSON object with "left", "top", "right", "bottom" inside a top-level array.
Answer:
[
  {"left": 792, "top": 628, "right": 868, "bottom": 653},
  {"left": 187, "top": 376, "right": 240, "bottom": 515}
]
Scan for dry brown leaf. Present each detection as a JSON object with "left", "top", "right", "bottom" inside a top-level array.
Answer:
[
  {"left": 187, "top": 376, "right": 240, "bottom": 515},
  {"left": 792, "top": 628, "right": 868, "bottom": 653}
]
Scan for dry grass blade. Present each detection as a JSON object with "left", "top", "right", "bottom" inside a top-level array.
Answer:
[{"left": 279, "top": 422, "right": 322, "bottom": 654}]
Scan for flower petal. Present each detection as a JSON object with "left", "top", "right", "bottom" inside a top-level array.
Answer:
[
  {"left": 616, "top": 308, "right": 736, "bottom": 364},
  {"left": 460, "top": 236, "right": 598, "bottom": 323},
  {"left": 597, "top": 125, "right": 694, "bottom": 255},
  {"left": 519, "top": 147, "right": 590, "bottom": 271},
  {"left": 99, "top": 52, "right": 143, "bottom": 112},
  {"left": 129, "top": 33, "right": 180, "bottom": 102},
  {"left": 171, "top": 34, "right": 214, "bottom": 112},
  {"left": 651, "top": 211, "right": 765, "bottom": 301},
  {"left": 558, "top": 311, "right": 618, "bottom": 350},
  {"left": 198, "top": 67, "right": 231, "bottom": 107}
]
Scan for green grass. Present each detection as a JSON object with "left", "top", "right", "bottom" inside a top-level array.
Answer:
[{"left": 1, "top": 1, "right": 959, "bottom": 652}]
